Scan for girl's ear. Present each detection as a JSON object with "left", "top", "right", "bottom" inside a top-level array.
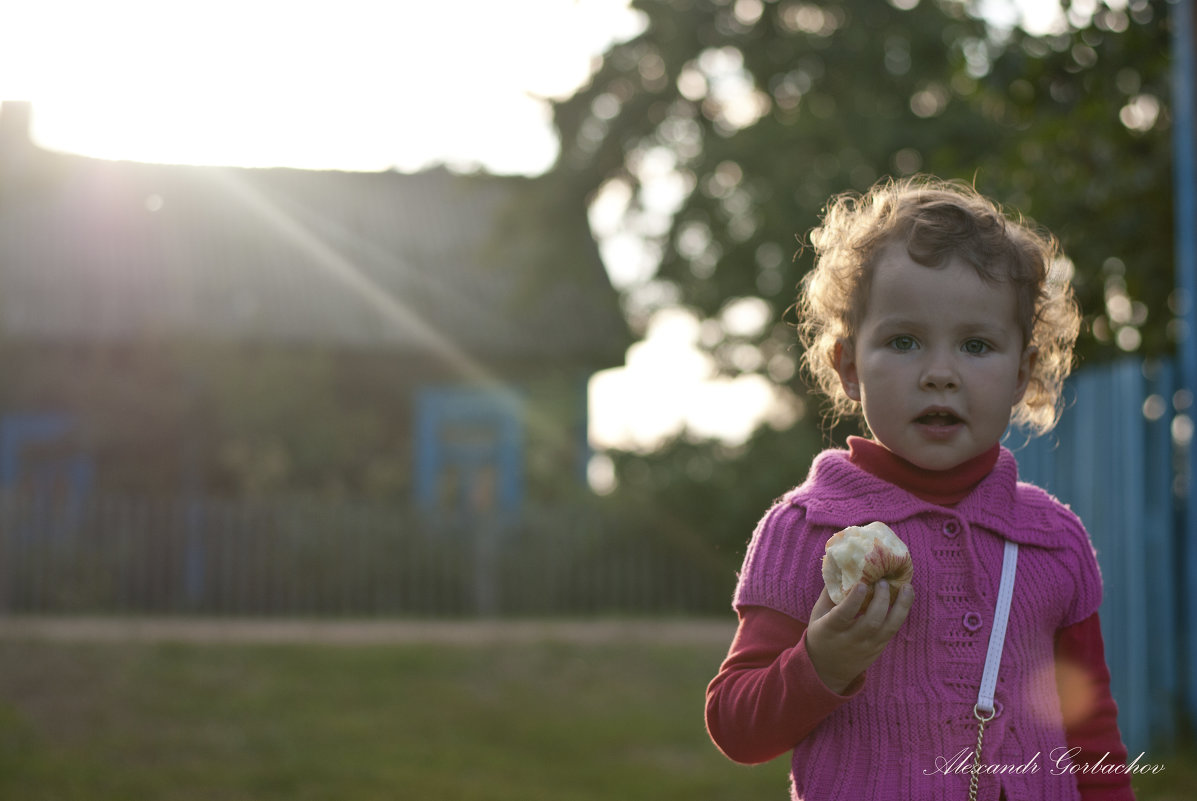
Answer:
[
  {"left": 1013, "top": 344, "right": 1038, "bottom": 404},
  {"left": 834, "top": 339, "right": 861, "bottom": 402}
]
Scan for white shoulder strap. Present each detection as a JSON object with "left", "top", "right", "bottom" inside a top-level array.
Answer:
[{"left": 976, "top": 540, "right": 1019, "bottom": 717}]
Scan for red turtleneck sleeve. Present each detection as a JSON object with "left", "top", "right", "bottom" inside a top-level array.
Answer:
[{"left": 705, "top": 605, "right": 859, "bottom": 764}]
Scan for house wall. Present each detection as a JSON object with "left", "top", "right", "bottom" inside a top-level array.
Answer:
[{"left": 0, "top": 340, "right": 595, "bottom": 505}]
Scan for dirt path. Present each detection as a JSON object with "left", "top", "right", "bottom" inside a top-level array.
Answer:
[{"left": 0, "top": 615, "right": 737, "bottom": 647}]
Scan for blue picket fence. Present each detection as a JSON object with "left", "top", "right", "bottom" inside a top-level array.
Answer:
[
  {"left": 0, "top": 494, "right": 729, "bottom": 618},
  {"left": 1013, "top": 357, "right": 1186, "bottom": 755}
]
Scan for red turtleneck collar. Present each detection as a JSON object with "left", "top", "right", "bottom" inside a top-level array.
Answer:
[{"left": 847, "top": 436, "right": 1000, "bottom": 507}]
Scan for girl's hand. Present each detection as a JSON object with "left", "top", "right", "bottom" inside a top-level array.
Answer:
[{"left": 805, "top": 580, "right": 914, "bottom": 694}]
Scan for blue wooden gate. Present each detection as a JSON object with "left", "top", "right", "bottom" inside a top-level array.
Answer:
[{"left": 1013, "top": 357, "right": 1183, "bottom": 755}]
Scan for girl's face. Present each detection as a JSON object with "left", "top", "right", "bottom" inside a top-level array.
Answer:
[{"left": 834, "top": 244, "right": 1036, "bottom": 471}]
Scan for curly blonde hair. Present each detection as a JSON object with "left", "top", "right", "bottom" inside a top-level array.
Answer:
[{"left": 797, "top": 176, "right": 1081, "bottom": 435}]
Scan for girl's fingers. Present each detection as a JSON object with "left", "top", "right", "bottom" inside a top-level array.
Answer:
[
  {"left": 866, "top": 581, "right": 892, "bottom": 616},
  {"left": 809, "top": 587, "right": 836, "bottom": 622},
  {"left": 879, "top": 583, "right": 915, "bottom": 637},
  {"left": 831, "top": 582, "right": 869, "bottom": 624},
  {"left": 817, "top": 581, "right": 914, "bottom": 640}
]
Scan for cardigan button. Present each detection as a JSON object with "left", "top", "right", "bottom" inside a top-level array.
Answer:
[
  {"left": 942, "top": 520, "right": 961, "bottom": 538},
  {"left": 963, "top": 611, "right": 983, "bottom": 632}
]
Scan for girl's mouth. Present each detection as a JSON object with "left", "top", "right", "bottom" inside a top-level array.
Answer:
[{"left": 915, "top": 410, "right": 962, "bottom": 427}]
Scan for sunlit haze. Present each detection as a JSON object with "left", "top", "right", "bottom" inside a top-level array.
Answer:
[
  {"left": 2, "top": 0, "right": 1066, "bottom": 458},
  {"left": 1, "top": 0, "right": 643, "bottom": 175}
]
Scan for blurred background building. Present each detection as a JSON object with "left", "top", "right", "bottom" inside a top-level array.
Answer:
[{"left": 0, "top": 101, "right": 627, "bottom": 512}]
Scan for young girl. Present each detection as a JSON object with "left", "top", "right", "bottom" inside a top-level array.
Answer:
[{"left": 706, "top": 177, "right": 1133, "bottom": 801}]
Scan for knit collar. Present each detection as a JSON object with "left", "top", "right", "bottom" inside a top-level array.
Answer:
[
  {"left": 789, "top": 446, "right": 1068, "bottom": 548},
  {"left": 846, "top": 436, "right": 1000, "bottom": 507}
]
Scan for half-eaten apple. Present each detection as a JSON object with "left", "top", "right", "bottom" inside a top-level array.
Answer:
[{"left": 822, "top": 521, "right": 913, "bottom": 606}]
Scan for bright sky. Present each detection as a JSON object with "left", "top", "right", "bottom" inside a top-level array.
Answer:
[
  {"left": 0, "top": 0, "right": 1065, "bottom": 460},
  {"left": 0, "top": 0, "right": 643, "bottom": 175}
]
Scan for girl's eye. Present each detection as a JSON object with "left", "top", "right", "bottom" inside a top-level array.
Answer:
[
  {"left": 889, "top": 335, "right": 917, "bottom": 351},
  {"left": 963, "top": 339, "right": 990, "bottom": 355}
]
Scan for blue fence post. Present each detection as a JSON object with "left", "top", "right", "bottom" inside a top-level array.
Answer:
[
  {"left": 184, "top": 499, "right": 206, "bottom": 608},
  {"left": 1143, "top": 359, "right": 1179, "bottom": 747},
  {"left": 1171, "top": 0, "right": 1197, "bottom": 730},
  {"left": 1111, "top": 361, "right": 1150, "bottom": 754}
]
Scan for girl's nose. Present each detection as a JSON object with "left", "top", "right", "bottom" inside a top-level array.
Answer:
[{"left": 920, "top": 359, "right": 959, "bottom": 391}]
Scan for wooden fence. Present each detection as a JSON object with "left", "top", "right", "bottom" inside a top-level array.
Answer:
[
  {"left": 1014, "top": 357, "right": 1185, "bottom": 756},
  {"left": 0, "top": 495, "right": 729, "bottom": 618}
]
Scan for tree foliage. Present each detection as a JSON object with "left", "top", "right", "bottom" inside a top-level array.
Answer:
[
  {"left": 555, "top": 0, "right": 1172, "bottom": 384},
  {"left": 552, "top": 0, "right": 1174, "bottom": 536}
]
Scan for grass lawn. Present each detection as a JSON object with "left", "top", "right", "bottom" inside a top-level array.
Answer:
[
  {"left": 0, "top": 629, "right": 790, "bottom": 800},
  {"left": 0, "top": 627, "right": 1191, "bottom": 800}
]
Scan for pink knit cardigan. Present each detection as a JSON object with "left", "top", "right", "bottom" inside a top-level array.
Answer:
[{"left": 734, "top": 447, "right": 1103, "bottom": 801}]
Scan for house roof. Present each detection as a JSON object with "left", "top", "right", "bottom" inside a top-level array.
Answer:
[{"left": 0, "top": 103, "right": 628, "bottom": 370}]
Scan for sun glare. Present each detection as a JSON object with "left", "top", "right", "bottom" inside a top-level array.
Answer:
[
  {"left": 588, "top": 309, "right": 791, "bottom": 451},
  {"left": 1, "top": 0, "right": 643, "bottom": 174}
]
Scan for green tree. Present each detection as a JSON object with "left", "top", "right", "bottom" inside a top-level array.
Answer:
[
  {"left": 556, "top": 0, "right": 1170, "bottom": 389},
  {"left": 971, "top": 0, "right": 1172, "bottom": 358},
  {"left": 552, "top": 0, "right": 1172, "bottom": 540}
]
